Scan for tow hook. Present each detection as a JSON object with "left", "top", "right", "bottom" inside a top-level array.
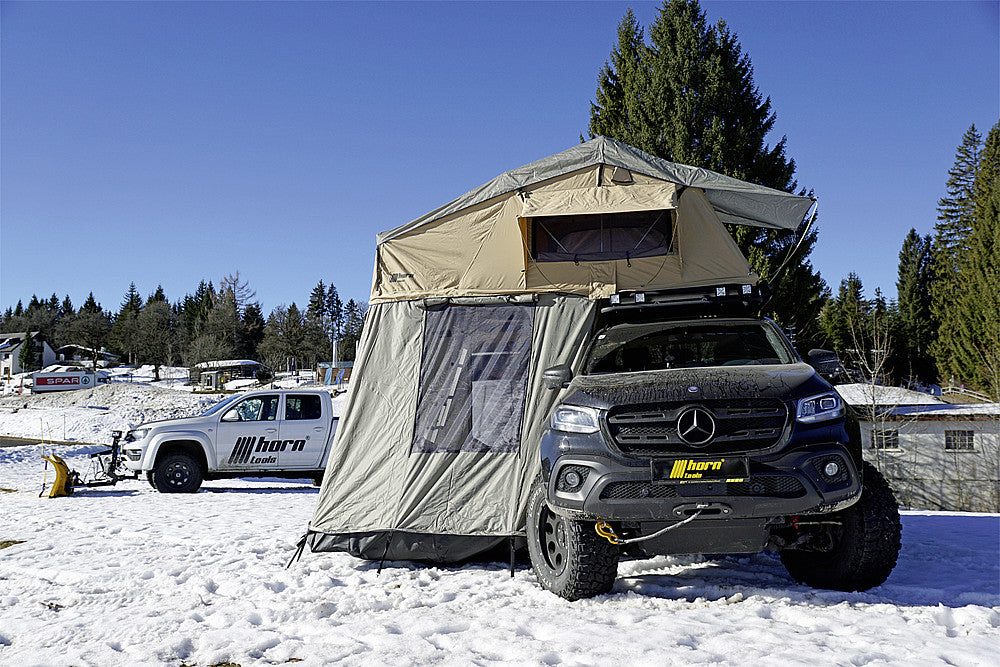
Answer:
[{"left": 595, "top": 508, "right": 705, "bottom": 546}]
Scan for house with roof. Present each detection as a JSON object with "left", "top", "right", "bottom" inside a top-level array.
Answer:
[
  {"left": 189, "top": 359, "right": 262, "bottom": 389},
  {"left": 856, "top": 401, "right": 999, "bottom": 512},
  {"left": 0, "top": 332, "right": 56, "bottom": 379},
  {"left": 55, "top": 344, "right": 120, "bottom": 368}
]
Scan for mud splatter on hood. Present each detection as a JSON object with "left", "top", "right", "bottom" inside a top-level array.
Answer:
[{"left": 563, "top": 363, "right": 828, "bottom": 409}]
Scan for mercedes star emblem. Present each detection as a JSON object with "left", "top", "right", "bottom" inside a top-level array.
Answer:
[{"left": 676, "top": 407, "right": 716, "bottom": 446}]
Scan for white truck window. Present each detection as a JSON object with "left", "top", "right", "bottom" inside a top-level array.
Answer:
[
  {"left": 223, "top": 395, "right": 279, "bottom": 422},
  {"left": 285, "top": 394, "right": 322, "bottom": 420}
]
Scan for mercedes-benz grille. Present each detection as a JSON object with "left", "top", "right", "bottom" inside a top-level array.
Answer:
[{"left": 605, "top": 398, "right": 787, "bottom": 457}]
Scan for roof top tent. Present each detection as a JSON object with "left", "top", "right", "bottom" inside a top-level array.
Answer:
[{"left": 305, "top": 137, "right": 816, "bottom": 563}]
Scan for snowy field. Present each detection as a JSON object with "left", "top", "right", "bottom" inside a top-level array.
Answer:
[{"left": 1, "top": 382, "right": 998, "bottom": 666}]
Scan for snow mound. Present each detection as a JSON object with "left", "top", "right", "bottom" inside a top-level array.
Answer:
[
  {"left": 0, "top": 383, "right": 226, "bottom": 444},
  {"left": 0, "top": 382, "right": 213, "bottom": 412}
]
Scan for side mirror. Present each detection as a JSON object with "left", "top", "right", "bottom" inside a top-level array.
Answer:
[
  {"left": 807, "top": 348, "right": 837, "bottom": 365},
  {"left": 221, "top": 409, "right": 240, "bottom": 422},
  {"left": 542, "top": 364, "right": 573, "bottom": 390},
  {"left": 807, "top": 349, "right": 845, "bottom": 383}
]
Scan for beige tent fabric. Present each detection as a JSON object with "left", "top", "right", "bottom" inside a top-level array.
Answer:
[
  {"left": 677, "top": 186, "right": 756, "bottom": 284},
  {"left": 372, "top": 183, "right": 755, "bottom": 303},
  {"left": 309, "top": 295, "right": 596, "bottom": 539},
  {"left": 377, "top": 137, "right": 815, "bottom": 244},
  {"left": 519, "top": 182, "right": 677, "bottom": 217}
]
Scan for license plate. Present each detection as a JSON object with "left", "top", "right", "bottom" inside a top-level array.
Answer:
[{"left": 652, "top": 457, "right": 748, "bottom": 483}]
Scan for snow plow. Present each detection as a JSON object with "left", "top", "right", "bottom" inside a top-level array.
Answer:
[{"left": 39, "top": 431, "right": 138, "bottom": 498}]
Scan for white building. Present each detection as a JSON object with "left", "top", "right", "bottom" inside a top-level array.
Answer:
[
  {"left": 856, "top": 403, "right": 1000, "bottom": 513},
  {"left": 0, "top": 332, "right": 57, "bottom": 379}
]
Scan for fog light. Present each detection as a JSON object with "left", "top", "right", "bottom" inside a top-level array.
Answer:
[
  {"left": 823, "top": 461, "right": 841, "bottom": 478},
  {"left": 564, "top": 471, "right": 582, "bottom": 488}
]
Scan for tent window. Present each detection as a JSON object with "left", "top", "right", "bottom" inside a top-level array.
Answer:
[
  {"left": 412, "top": 304, "right": 533, "bottom": 454},
  {"left": 531, "top": 209, "right": 674, "bottom": 263}
]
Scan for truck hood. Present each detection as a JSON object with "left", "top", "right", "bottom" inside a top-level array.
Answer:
[
  {"left": 562, "top": 363, "right": 829, "bottom": 410},
  {"left": 132, "top": 415, "right": 210, "bottom": 432}
]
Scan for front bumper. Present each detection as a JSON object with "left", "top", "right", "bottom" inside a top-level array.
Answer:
[
  {"left": 545, "top": 444, "right": 861, "bottom": 522},
  {"left": 122, "top": 445, "right": 145, "bottom": 471}
]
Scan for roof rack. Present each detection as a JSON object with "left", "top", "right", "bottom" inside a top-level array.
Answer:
[{"left": 599, "top": 282, "right": 770, "bottom": 322}]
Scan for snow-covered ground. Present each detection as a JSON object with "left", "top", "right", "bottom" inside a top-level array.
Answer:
[{"left": 1, "top": 384, "right": 998, "bottom": 666}]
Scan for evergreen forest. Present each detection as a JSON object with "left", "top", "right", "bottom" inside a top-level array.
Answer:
[{"left": 1, "top": 273, "right": 366, "bottom": 381}]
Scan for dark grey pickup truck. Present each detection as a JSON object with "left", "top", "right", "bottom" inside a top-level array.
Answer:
[{"left": 526, "top": 286, "right": 901, "bottom": 600}]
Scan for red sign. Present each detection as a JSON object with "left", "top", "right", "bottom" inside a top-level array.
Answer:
[{"left": 36, "top": 376, "right": 81, "bottom": 386}]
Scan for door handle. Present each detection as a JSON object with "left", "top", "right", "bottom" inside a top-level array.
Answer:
[
  {"left": 265, "top": 428, "right": 277, "bottom": 434},
  {"left": 313, "top": 427, "right": 325, "bottom": 432}
]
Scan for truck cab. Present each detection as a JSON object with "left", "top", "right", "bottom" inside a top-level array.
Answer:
[{"left": 122, "top": 389, "right": 338, "bottom": 493}]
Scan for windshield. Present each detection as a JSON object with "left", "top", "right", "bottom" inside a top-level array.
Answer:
[
  {"left": 200, "top": 394, "right": 243, "bottom": 417},
  {"left": 585, "top": 320, "right": 796, "bottom": 374}
]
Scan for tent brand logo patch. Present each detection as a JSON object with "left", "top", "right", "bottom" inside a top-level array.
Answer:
[
  {"left": 228, "top": 436, "right": 307, "bottom": 465},
  {"left": 389, "top": 272, "right": 414, "bottom": 283}
]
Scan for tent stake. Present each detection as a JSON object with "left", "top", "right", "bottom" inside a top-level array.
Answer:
[
  {"left": 509, "top": 536, "right": 515, "bottom": 578},
  {"left": 377, "top": 531, "right": 393, "bottom": 575}
]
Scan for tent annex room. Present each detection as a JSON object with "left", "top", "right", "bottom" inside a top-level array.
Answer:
[{"left": 305, "top": 137, "right": 816, "bottom": 562}]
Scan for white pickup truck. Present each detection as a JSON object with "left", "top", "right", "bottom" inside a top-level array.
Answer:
[{"left": 122, "top": 389, "right": 338, "bottom": 493}]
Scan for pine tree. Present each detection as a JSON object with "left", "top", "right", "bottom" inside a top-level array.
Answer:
[
  {"left": 931, "top": 125, "right": 982, "bottom": 381},
  {"left": 895, "top": 229, "right": 936, "bottom": 384},
  {"left": 18, "top": 334, "right": 38, "bottom": 372},
  {"left": 586, "top": 0, "right": 824, "bottom": 348},
  {"left": 340, "top": 300, "right": 367, "bottom": 362},
  {"left": 327, "top": 285, "right": 344, "bottom": 347},
  {"left": 953, "top": 120, "right": 1000, "bottom": 397},
  {"left": 80, "top": 293, "right": 101, "bottom": 315},
  {"left": 241, "top": 302, "right": 266, "bottom": 360},
  {"left": 148, "top": 285, "right": 167, "bottom": 303},
  {"left": 307, "top": 280, "right": 327, "bottom": 321},
  {"left": 120, "top": 283, "right": 143, "bottom": 316},
  {"left": 820, "top": 273, "right": 866, "bottom": 357},
  {"left": 305, "top": 280, "right": 332, "bottom": 365},
  {"left": 113, "top": 283, "right": 144, "bottom": 365}
]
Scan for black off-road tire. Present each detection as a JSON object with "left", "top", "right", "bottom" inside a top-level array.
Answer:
[
  {"left": 152, "top": 452, "right": 204, "bottom": 494},
  {"left": 146, "top": 471, "right": 156, "bottom": 489},
  {"left": 526, "top": 479, "right": 619, "bottom": 600},
  {"left": 780, "top": 461, "right": 901, "bottom": 591}
]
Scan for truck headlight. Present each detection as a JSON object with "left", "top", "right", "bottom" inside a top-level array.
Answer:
[
  {"left": 551, "top": 405, "right": 601, "bottom": 434},
  {"left": 796, "top": 393, "right": 844, "bottom": 423},
  {"left": 125, "top": 428, "right": 150, "bottom": 443}
]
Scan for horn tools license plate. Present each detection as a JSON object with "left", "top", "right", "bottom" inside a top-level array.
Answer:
[{"left": 652, "top": 457, "right": 748, "bottom": 483}]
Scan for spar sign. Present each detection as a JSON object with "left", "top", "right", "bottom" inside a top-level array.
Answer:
[{"left": 32, "top": 371, "right": 97, "bottom": 392}]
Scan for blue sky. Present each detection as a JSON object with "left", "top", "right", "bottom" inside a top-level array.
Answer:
[{"left": 2, "top": 1, "right": 997, "bottom": 315}]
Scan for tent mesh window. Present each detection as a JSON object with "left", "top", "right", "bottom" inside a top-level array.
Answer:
[
  {"left": 530, "top": 209, "right": 674, "bottom": 263},
  {"left": 412, "top": 304, "right": 533, "bottom": 454}
]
